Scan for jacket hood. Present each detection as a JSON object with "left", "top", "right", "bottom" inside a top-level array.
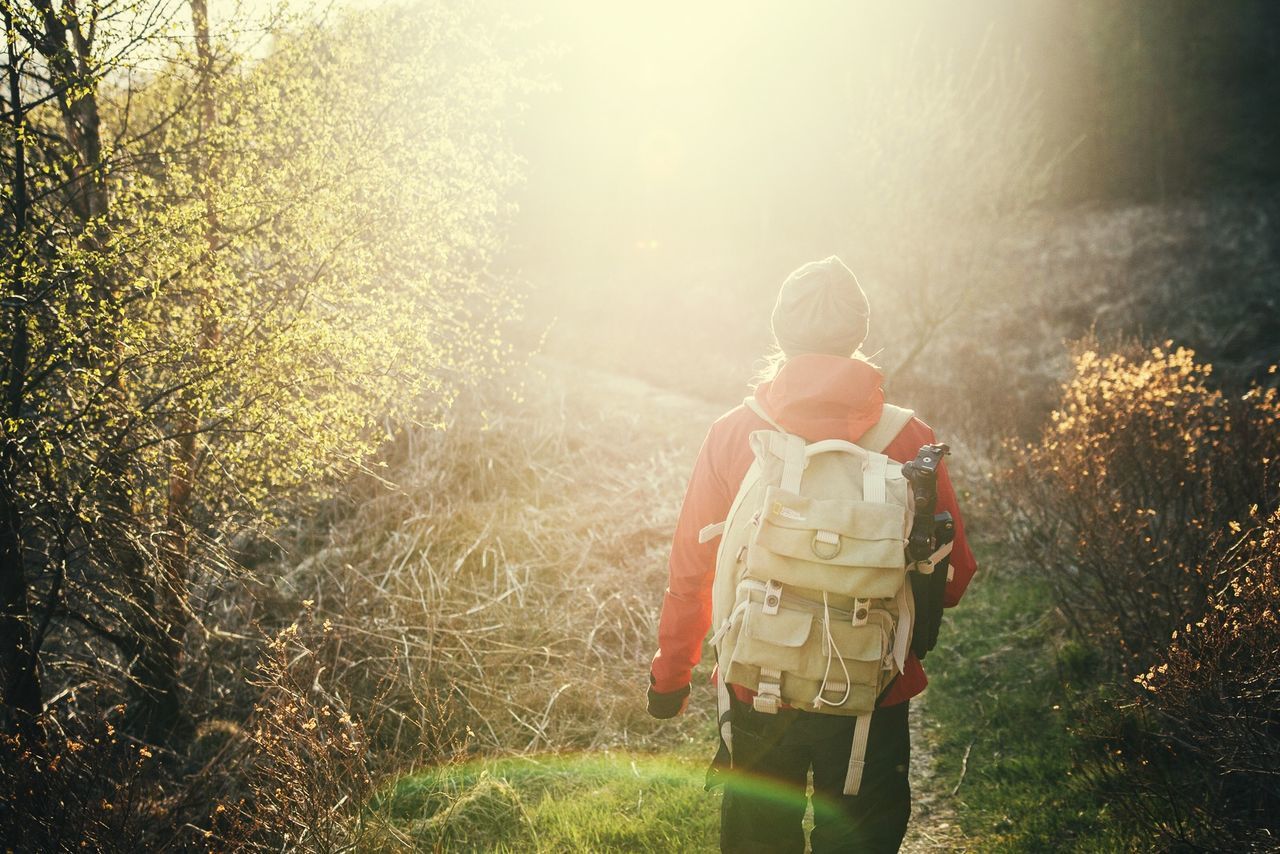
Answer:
[{"left": 752, "top": 354, "right": 885, "bottom": 443}]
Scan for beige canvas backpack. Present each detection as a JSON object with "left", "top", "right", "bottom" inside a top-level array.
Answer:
[{"left": 699, "top": 398, "right": 946, "bottom": 795}]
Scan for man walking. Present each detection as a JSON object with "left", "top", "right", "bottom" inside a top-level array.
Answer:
[{"left": 647, "top": 256, "right": 976, "bottom": 852}]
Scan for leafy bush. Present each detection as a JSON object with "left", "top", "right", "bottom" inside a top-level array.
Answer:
[
  {"left": 0, "top": 706, "right": 155, "bottom": 851},
  {"left": 1, "top": 2, "right": 532, "bottom": 846},
  {"left": 1093, "top": 511, "right": 1280, "bottom": 851},
  {"left": 0, "top": 0, "right": 531, "bottom": 746},
  {"left": 1004, "top": 341, "right": 1280, "bottom": 667},
  {"left": 1005, "top": 341, "right": 1280, "bottom": 848}
]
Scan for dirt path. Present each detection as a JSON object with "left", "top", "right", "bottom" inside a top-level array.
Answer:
[
  {"left": 549, "top": 357, "right": 970, "bottom": 851},
  {"left": 903, "top": 695, "right": 969, "bottom": 852}
]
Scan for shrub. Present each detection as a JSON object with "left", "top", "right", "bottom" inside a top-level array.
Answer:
[
  {"left": 0, "top": 689, "right": 230, "bottom": 851},
  {"left": 1093, "top": 510, "right": 1280, "bottom": 851},
  {"left": 0, "top": 711, "right": 152, "bottom": 852},
  {"left": 1004, "top": 341, "right": 1280, "bottom": 668},
  {"left": 225, "top": 613, "right": 410, "bottom": 853}
]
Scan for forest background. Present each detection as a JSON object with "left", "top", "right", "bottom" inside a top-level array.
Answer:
[{"left": 1, "top": 0, "right": 1278, "bottom": 850}]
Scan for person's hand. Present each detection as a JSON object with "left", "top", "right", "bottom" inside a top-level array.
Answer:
[{"left": 647, "top": 673, "right": 690, "bottom": 719}]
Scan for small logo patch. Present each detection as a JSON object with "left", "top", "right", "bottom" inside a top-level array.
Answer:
[{"left": 772, "top": 502, "right": 805, "bottom": 521}]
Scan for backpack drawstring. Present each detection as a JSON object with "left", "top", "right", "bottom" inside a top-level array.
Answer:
[{"left": 812, "top": 592, "right": 851, "bottom": 710}]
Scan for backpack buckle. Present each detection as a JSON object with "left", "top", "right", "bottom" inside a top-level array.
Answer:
[
  {"left": 755, "top": 668, "right": 782, "bottom": 714},
  {"left": 811, "top": 529, "right": 841, "bottom": 560},
  {"left": 752, "top": 694, "right": 780, "bottom": 714},
  {"left": 850, "top": 598, "right": 870, "bottom": 626}
]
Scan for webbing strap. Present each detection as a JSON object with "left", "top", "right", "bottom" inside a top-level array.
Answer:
[
  {"left": 912, "top": 540, "right": 954, "bottom": 574},
  {"left": 709, "top": 597, "right": 749, "bottom": 648},
  {"left": 716, "top": 666, "right": 734, "bottom": 761},
  {"left": 862, "top": 452, "right": 888, "bottom": 503},
  {"left": 775, "top": 432, "right": 805, "bottom": 495},
  {"left": 892, "top": 578, "right": 913, "bottom": 674},
  {"left": 698, "top": 521, "right": 725, "bottom": 544},
  {"left": 844, "top": 713, "right": 873, "bottom": 795},
  {"left": 762, "top": 579, "right": 783, "bottom": 615},
  {"left": 747, "top": 398, "right": 805, "bottom": 494}
]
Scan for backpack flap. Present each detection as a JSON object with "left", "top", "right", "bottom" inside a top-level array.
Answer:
[{"left": 748, "top": 486, "right": 907, "bottom": 599}]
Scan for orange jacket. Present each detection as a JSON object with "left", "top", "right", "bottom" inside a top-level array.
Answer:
[{"left": 650, "top": 354, "right": 977, "bottom": 707}]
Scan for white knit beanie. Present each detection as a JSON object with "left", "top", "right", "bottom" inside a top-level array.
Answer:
[{"left": 770, "top": 255, "right": 870, "bottom": 357}]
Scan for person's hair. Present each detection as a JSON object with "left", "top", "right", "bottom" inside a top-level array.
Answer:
[
  {"left": 751, "top": 346, "right": 789, "bottom": 388},
  {"left": 750, "top": 345, "right": 879, "bottom": 388}
]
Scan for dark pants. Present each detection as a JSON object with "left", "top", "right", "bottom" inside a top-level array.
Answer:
[{"left": 720, "top": 697, "right": 911, "bottom": 854}]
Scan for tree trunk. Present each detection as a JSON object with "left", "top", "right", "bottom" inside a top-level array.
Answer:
[
  {"left": 0, "top": 488, "right": 40, "bottom": 742},
  {"left": 0, "top": 4, "right": 44, "bottom": 742}
]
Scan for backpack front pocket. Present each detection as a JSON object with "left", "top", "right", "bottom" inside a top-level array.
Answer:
[
  {"left": 799, "top": 617, "right": 891, "bottom": 711},
  {"left": 725, "top": 602, "right": 813, "bottom": 680}
]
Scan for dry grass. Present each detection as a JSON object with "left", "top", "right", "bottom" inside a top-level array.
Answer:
[{"left": 270, "top": 359, "right": 721, "bottom": 772}]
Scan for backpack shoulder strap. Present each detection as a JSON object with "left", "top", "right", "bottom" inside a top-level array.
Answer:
[
  {"left": 747, "top": 396, "right": 915, "bottom": 452},
  {"left": 856, "top": 403, "right": 915, "bottom": 453},
  {"left": 743, "top": 396, "right": 786, "bottom": 433}
]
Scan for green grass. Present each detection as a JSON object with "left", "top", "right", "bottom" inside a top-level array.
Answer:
[
  {"left": 368, "top": 746, "right": 719, "bottom": 852},
  {"left": 919, "top": 542, "right": 1132, "bottom": 851}
]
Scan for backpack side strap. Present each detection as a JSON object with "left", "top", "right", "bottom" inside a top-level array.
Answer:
[
  {"left": 856, "top": 404, "right": 915, "bottom": 454},
  {"left": 844, "top": 712, "right": 873, "bottom": 795}
]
